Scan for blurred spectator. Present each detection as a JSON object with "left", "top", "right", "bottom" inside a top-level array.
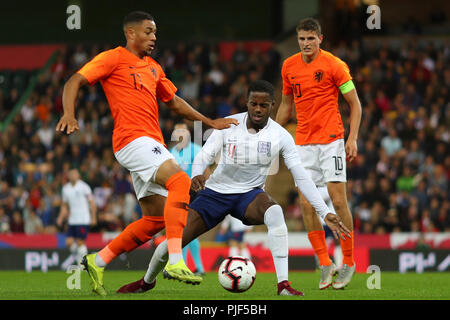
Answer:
[
  {"left": 24, "top": 210, "right": 44, "bottom": 234},
  {"left": 10, "top": 210, "right": 25, "bottom": 233},
  {"left": 37, "top": 120, "right": 55, "bottom": 150},
  {"left": 0, "top": 207, "right": 10, "bottom": 233},
  {"left": 381, "top": 129, "right": 402, "bottom": 157},
  {"left": 72, "top": 44, "right": 88, "bottom": 69},
  {"left": 35, "top": 96, "right": 51, "bottom": 123},
  {"left": 179, "top": 72, "right": 200, "bottom": 102},
  {"left": 20, "top": 98, "right": 35, "bottom": 123},
  {"left": 396, "top": 166, "right": 416, "bottom": 193}
]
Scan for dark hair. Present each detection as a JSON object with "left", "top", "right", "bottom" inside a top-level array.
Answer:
[
  {"left": 296, "top": 17, "right": 321, "bottom": 36},
  {"left": 248, "top": 80, "right": 274, "bottom": 100},
  {"left": 123, "top": 11, "right": 154, "bottom": 27}
]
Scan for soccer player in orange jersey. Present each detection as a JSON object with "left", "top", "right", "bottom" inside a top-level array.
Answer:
[
  {"left": 276, "top": 18, "right": 362, "bottom": 290},
  {"left": 56, "top": 11, "right": 237, "bottom": 295}
]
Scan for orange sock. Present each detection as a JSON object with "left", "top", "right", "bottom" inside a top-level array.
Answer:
[
  {"left": 308, "top": 230, "right": 332, "bottom": 266},
  {"left": 98, "top": 215, "right": 165, "bottom": 265},
  {"left": 164, "top": 171, "right": 191, "bottom": 256},
  {"left": 340, "top": 231, "right": 354, "bottom": 267}
]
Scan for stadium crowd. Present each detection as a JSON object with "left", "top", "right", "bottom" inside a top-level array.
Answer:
[{"left": 0, "top": 37, "right": 448, "bottom": 237}]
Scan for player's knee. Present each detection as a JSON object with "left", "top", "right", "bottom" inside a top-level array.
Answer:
[
  {"left": 264, "top": 205, "right": 287, "bottom": 233},
  {"left": 165, "top": 171, "right": 191, "bottom": 193}
]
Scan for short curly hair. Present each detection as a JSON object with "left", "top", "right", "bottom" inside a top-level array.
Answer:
[
  {"left": 296, "top": 17, "right": 322, "bottom": 36},
  {"left": 247, "top": 80, "right": 274, "bottom": 100}
]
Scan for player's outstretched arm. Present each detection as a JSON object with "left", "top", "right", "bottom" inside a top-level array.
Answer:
[
  {"left": 342, "top": 88, "right": 362, "bottom": 163},
  {"left": 56, "top": 73, "right": 89, "bottom": 134},
  {"left": 165, "top": 95, "right": 238, "bottom": 129},
  {"left": 275, "top": 94, "right": 294, "bottom": 126}
]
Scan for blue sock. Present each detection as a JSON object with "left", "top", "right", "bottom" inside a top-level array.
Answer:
[
  {"left": 182, "top": 245, "right": 189, "bottom": 262},
  {"left": 189, "top": 238, "right": 204, "bottom": 273}
]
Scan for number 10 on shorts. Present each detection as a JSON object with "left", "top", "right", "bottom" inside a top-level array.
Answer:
[{"left": 332, "top": 156, "right": 343, "bottom": 174}]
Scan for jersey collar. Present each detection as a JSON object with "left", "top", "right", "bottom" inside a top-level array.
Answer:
[{"left": 300, "top": 48, "right": 322, "bottom": 66}]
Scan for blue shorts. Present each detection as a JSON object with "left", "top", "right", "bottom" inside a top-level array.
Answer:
[
  {"left": 67, "top": 225, "right": 89, "bottom": 240},
  {"left": 189, "top": 187, "right": 264, "bottom": 229}
]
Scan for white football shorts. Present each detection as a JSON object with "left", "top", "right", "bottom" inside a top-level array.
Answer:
[
  {"left": 114, "top": 136, "right": 175, "bottom": 200},
  {"left": 296, "top": 139, "right": 347, "bottom": 187}
]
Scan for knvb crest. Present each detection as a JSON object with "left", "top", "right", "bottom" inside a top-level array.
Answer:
[{"left": 314, "top": 70, "right": 324, "bottom": 83}]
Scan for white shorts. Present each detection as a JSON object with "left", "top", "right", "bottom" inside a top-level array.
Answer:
[
  {"left": 297, "top": 139, "right": 347, "bottom": 187},
  {"left": 114, "top": 136, "right": 175, "bottom": 200}
]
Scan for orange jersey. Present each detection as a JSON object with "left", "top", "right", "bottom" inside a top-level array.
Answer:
[
  {"left": 77, "top": 46, "right": 177, "bottom": 153},
  {"left": 281, "top": 49, "right": 352, "bottom": 145}
]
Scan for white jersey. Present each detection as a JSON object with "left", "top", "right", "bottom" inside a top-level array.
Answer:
[
  {"left": 192, "top": 112, "right": 331, "bottom": 219},
  {"left": 192, "top": 112, "right": 298, "bottom": 193},
  {"left": 62, "top": 180, "right": 93, "bottom": 225}
]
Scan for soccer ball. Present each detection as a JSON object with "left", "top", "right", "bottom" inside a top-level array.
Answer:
[{"left": 218, "top": 256, "right": 256, "bottom": 293}]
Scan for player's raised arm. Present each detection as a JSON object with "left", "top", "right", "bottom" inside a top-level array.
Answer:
[
  {"left": 165, "top": 95, "right": 238, "bottom": 129},
  {"left": 275, "top": 93, "right": 294, "bottom": 127},
  {"left": 341, "top": 87, "right": 362, "bottom": 163}
]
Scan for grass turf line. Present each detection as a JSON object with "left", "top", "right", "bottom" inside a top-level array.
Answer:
[{"left": 0, "top": 270, "right": 449, "bottom": 300}]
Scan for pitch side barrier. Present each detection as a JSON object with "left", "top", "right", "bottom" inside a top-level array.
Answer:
[{"left": 0, "top": 233, "right": 449, "bottom": 273}]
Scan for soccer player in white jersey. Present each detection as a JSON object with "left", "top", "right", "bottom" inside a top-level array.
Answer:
[
  {"left": 57, "top": 169, "right": 97, "bottom": 265},
  {"left": 116, "top": 80, "right": 350, "bottom": 296}
]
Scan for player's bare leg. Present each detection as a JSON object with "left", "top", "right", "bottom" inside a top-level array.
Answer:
[
  {"left": 300, "top": 192, "right": 336, "bottom": 289},
  {"left": 245, "top": 193, "right": 304, "bottom": 296},
  {"left": 327, "top": 182, "right": 355, "bottom": 289}
]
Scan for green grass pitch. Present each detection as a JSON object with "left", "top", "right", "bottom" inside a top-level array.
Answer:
[{"left": 0, "top": 270, "right": 448, "bottom": 300}]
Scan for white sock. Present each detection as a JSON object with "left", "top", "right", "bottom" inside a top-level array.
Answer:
[
  {"left": 168, "top": 253, "right": 183, "bottom": 265},
  {"left": 70, "top": 242, "right": 77, "bottom": 257},
  {"left": 144, "top": 240, "right": 168, "bottom": 284},
  {"left": 229, "top": 246, "right": 239, "bottom": 257},
  {"left": 240, "top": 247, "right": 251, "bottom": 260},
  {"left": 334, "top": 245, "right": 343, "bottom": 269},
  {"left": 264, "top": 205, "right": 289, "bottom": 283},
  {"left": 94, "top": 252, "right": 107, "bottom": 268},
  {"left": 77, "top": 244, "right": 88, "bottom": 264}
]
